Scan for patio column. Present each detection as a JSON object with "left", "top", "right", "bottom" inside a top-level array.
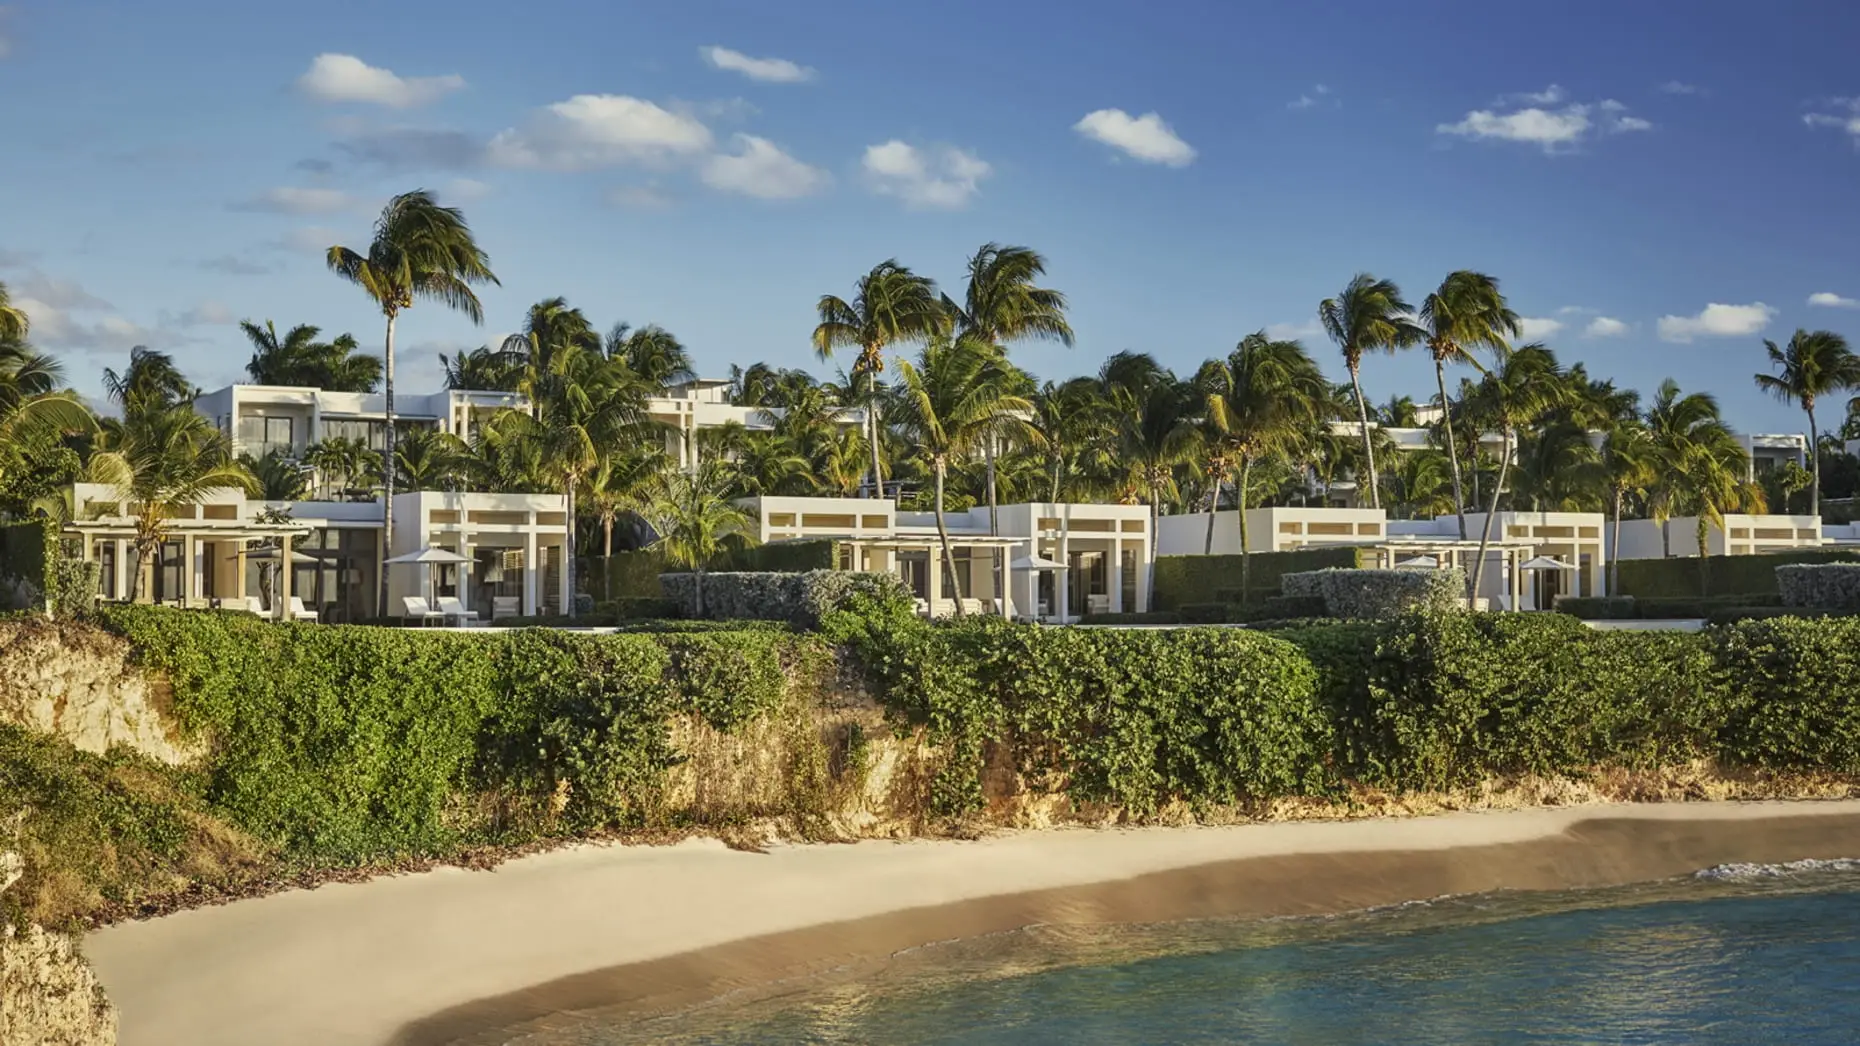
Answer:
[
  {"left": 1056, "top": 529, "right": 1070, "bottom": 623},
  {"left": 524, "top": 511, "right": 539, "bottom": 616},
  {"left": 997, "top": 548, "right": 1011, "bottom": 618},
  {"left": 457, "top": 535, "right": 472, "bottom": 615},
  {"left": 234, "top": 542, "right": 247, "bottom": 606},
  {"left": 927, "top": 548, "right": 942, "bottom": 618},
  {"left": 1109, "top": 540, "right": 1124, "bottom": 613},
  {"left": 557, "top": 533, "right": 571, "bottom": 615},
  {"left": 278, "top": 533, "right": 294, "bottom": 620},
  {"left": 182, "top": 537, "right": 197, "bottom": 606}
]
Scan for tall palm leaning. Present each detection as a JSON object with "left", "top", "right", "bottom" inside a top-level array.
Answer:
[
  {"left": 646, "top": 460, "right": 759, "bottom": 618},
  {"left": 1598, "top": 420, "right": 1658, "bottom": 594},
  {"left": 1198, "top": 333, "right": 1329, "bottom": 588},
  {"left": 890, "top": 336, "right": 1034, "bottom": 614},
  {"left": 0, "top": 281, "right": 31, "bottom": 344},
  {"left": 241, "top": 320, "right": 381, "bottom": 392},
  {"left": 1644, "top": 379, "right": 1736, "bottom": 558},
  {"left": 0, "top": 342, "right": 98, "bottom": 494},
  {"left": 1419, "top": 271, "right": 1519, "bottom": 537},
  {"left": 1320, "top": 274, "right": 1424, "bottom": 511},
  {"left": 581, "top": 445, "right": 670, "bottom": 596},
  {"left": 1467, "top": 345, "right": 1569, "bottom": 601},
  {"left": 1753, "top": 329, "right": 1860, "bottom": 519},
  {"left": 811, "top": 260, "right": 948, "bottom": 499},
  {"left": 328, "top": 189, "right": 497, "bottom": 616}
]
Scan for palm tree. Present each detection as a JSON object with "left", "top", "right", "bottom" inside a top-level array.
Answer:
[
  {"left": 93, "top": 405, "right": 256, "bottom": 602},
  {"left": 1419, "top": 271, "right": 1518, "bottom": 537},
  {"left": 1377, "top": 394, "right": 1421, "bottom": 427},
  {"left": 440, "top": 344, "right": 525, "bottom": 392},
  {"left": 241, "top": 320, "right": 381, "bottom": 391},
  {"left": 1676, "top": 439, "right": 1766, "bottom": 585},
  {"left": 0, "top": 343, "right": 97, "bottom": 495},
  {"left": 393, "top": 427, "right": 471, "bottom": 491},
  {"left": 890, "top": 336, "right": 1034, "bottom": 612},
  {"left": 1384, "top": 449, "right": 1459, "bottom": 520},
  {"left": 0, "top": 281, "right": 30, "bottom": 344},
  {"left": 1645, "top": 379, "right": 1736, "bottom": 558},
  {"left": 304, "top": 436, "right": 382, "bottom": 500},
  {"left": 1197, "top": 334, "right": 1328, "bottom": 585},
  {"left": 103, "top": 347, "right": 197, "bottom": 418},
  {"left": 1754, "top": 329, "right": 1860, "bottom": 518},
  {"left": 1100, "top": 353, "right": 1199, "bottom": 520},
  {"left": 242, "top": 450, "right": 311, "bottom": 500},
  {"left": 327, "top": 189, "right": 497, "bottom": 616},
  {"left": 1467, "top": 345, "right": 1569, "bottom": 599},
  {"left": 504, "top": 297, "right": 603, "bottom": 406},
  {"left": 811, "top": 260, "right": 948, "bottom": 499},
  {"left": 582, "top": 445, "right": 669, "bottom": 576},
  {"left": 1026, "top": 379, "right": 1106, "bottom": 503},
  {"left": 646, "top": 460, "right": 758, "bottom": 618},
  {"left": 1319, "top": 274, "right": 1424, "bottom": 510},
  {"left": 607, "top": 323, "right": 695, "bottom": 390},
  {"left": 1594, "top": 416, "right": 1657, "bottom": 594}
]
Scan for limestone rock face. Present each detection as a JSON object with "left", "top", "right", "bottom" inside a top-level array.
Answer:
[
  {"left": 0, "top": 622, "right": 194, "bottom": 765},
  {"left": 0, "top": 853, "right": 117, "bottom": 1046}
]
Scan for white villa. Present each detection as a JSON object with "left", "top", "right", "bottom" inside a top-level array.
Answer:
[
  {"left": 748, "top": 495, "right": 1153, "bottom": 621},
  {"left": 64, "top": 483, "right": 571, "bottom": 622},
  {"left": 1613, "top": 514, "right": 1823, "bottom": 560}
]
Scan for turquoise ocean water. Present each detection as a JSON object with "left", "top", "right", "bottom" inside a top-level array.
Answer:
[{"left": 493, "top": 860, "right": 1860, "bottom": 1045}]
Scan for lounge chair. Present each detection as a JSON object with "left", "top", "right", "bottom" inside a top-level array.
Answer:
[
  {"left": 491, "top": 595, "right": 520, "bottom": 621},
  {"left": 401, "top": 595, "right": 443, "bottom": 627},
  {"left": 287, "top": 596, "right": 319, "bottom": 623},
  {"left": 435, "top": 596, "right": 474, "bottom": 627},
  {"left": 239, "top": 596, "right": 268, "bottom": 617}
]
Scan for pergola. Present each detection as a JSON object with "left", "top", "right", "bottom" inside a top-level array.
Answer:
[
  {"left": 1364, "top": 537, "right": 1544, "bottom": 611},
  {"left": 66, "top": 516, "right": 313, "bottom": 616},
  {"left": 840, "top": 534, "right": 1023, "bottom": 617}
]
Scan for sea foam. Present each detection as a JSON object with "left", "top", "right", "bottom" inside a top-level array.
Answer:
[{"left": 1694, "top": 858, "right": 1860, "bottom": 881}]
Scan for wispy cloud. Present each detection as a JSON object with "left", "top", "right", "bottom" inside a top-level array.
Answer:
[
  {"left": 862, "top": 140, "right": 991, "bottom": 209},
  {"left": 297, "top": 54, "right": 465, "bottom": 108},
  {"left": 1584, "top": 316, "right": 1629, "bottom": 338},
  {"left": 1073, "top": 109, "right": 1196, "bottom": 166},
  {"left": 199, "top": 255, "right": 273, "bottom": 276},
  {"left": 231, "top": 186, "right": 357, "bottom": 214},
  {"left": 1517, "top": 316, "right": 1565, "bottom": 341},
  {"left": 1437, "top": 88, "right": 1652, "bottom": 153},
  {"left": 699, "top": 46, "right": 815, "bottom": 84},
  {"left": 608, "top": 184, "right": 674, "bottom": 210},
  {"left": 1809, "top": 291, "right": 1860, "bottom": 309},
  {"left": 700, "top": 135, "right": 830, "bottom": 199},
  {"left": 1288, "top": 85, "right": 1336, "bottom": 111},
  {"left": 1658, "top": 80, "right": 1706, "bottom": 96},
  {"left": 1804, "top": 97, "right": 1860, "bottom": 144},
  {"left": 487, "top": 94, "right": 712, "bottom": 171}
]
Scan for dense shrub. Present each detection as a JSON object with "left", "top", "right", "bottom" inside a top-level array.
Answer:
[
  {"left": 1777, "top": 564, "right": 1860, "bottom": 610},
  {"left": 1635, "top": 593, "right": 1780, "bottom": 619},
  {"left": 1078, "top": 611, "right": 1182, "bottom": 625},
  {"left": 661, "top": 569, "right": 913, "bottom": 626},
  {"left": 1717, "top": 617, "right": 1860, "bottom": 773},
  {"left": 1235, "top": 595, "right": 1330, "bottom": 622},
  {"left": 596, "top": 597, "right": 682, "bottom": 620},
  {"left": 1151, "top": 546, "right": 1365, "bottom": 610},
  {"left": 1617, "top": 548, "right": 1860, "bottom": 599},
  {"left": 1178, "top": 602, "right": 1229, "bottom": 624},
  {"left": 1704, "top": 606, "right": 1852, "bottom": 626},
  {"left": 1553, "top": 596, "right": 1638, "bottom": 620},
  {"left": 1282, "top": 567, "right": 1466, "bottom": 620}
]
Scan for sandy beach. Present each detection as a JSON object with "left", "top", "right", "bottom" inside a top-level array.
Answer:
[{"left": 84, "top": 800, "right": 1860, "bottom": 1046}]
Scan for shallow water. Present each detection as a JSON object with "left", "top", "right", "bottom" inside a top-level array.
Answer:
[{"left": 493, "top": 861, "right": 1860, "bottom": 1045}]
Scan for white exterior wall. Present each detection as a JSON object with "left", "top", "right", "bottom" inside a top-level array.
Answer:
[
  {"left": 1614, "top": 515, "right": 1821, "bottom": 560},
  {"left": 196, "top": 383, "right": 524, "bottom": 459},
  {"left": 1461, "top": 511, "right": 1607, "bottom": 602},
  {"left": 1156, "top": 507, "right": 1387, "bottom": 556}
]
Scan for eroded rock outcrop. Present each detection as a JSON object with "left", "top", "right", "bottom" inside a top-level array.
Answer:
[
  {"left": 0, "top": 621, "right": 193, "bottom": 765},
  {"left": 0, "top": 852, "right": 117, "bottom": 1045}
]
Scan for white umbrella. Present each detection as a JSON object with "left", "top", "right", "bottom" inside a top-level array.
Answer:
[
  {"left": 1010, "top": 554, "right": 1068, "bottom": 571},
  {"left": 228, "top": 546, "right": 320, "bottom": 565},
  {"left": 1520, "top": 555, "right": 1576, "bottom": 571},
  {"left": 1394, "top": 555, "right": 1440, "bottom": 569},
  {"left": 385, "top": 546, "right": 472, "bottom": 610}
]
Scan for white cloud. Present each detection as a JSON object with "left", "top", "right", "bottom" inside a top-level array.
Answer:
[
  {"left": 862, "top": 140, "right": 992, "bottom": 209},
  {"left": 199, "top": 255, "right": 272, "bottom": 276},
  {"left": 700, "top": 135, "right": 830, "bottom": 199},
  {"left": 14, "top": 272, "right": 111, "bottom": 312},
  {"left": 487, "top": 94, "right": 712, "bottom": 171},
  {"left": 233, "top": 186, "right": 355, "bottom": 214},
  {"left": 163, "top": 301, "right": 236, "bottom": 328},
  {"left": 699, "top": 46, "right": 814, "bottom": 84},
  {"left": 265, "top": 225, "right": 341, "bottom": 255},
  {"left": 1264, "top": 321, "right": 1323, "bottom": 340},
  {"left": 1073, "top": 109, "right": 1196, "bottom": 166},
  {"left": 1656, "top": 302, "right": 1775, "bottom": 342},
  {"left": 1659, "top": 81, "right": 1704, "bottom": 96},
  {"left": 442, "top": 177, "right": 491, "bottom": 203},
  {"left": 1438, "top": 90, "right": 1652, "bottom": 152},
  {"left": 1810, "top": 291, "right": 1860, "bottom": 309},
  {"left": 1516, "top": 316, "right": 1565, "bottom": 341},
  {"left": 297, "top": 54, "right": 464, "bottom": 108},
  {"left": 1584, "top": 316, "right": 1629, "bottom": 338},
  {"left": 1288, "top": 84, "right": 1334, "bottom": 111},
  {"left": 1804, "top": 98, "right": 1860, "bottom": 143},
  {"left": 608, "top": 185, "right": 674, "bottom": 210}
]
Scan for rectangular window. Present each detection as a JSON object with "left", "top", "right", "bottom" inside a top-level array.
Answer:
[{"left": 1121, "top": 549, "right": 1138, "bottom": 611}]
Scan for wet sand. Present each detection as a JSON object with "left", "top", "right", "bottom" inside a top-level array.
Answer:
[{"left": 84, "top": 800, "right": 1860, "bottom": 1046}]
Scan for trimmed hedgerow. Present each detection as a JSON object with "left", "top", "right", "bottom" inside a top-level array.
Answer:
[
  {"left": 1777, "top": 564, "right": 1860, "bottom": 610},
  {"left": 661, "top": 569, "right": 913, "bottom": 626},
  {"left": 1282, "top": 567, "right": 1466, "bottom": 620},
  {"left": 1716, "top": 616, "right": 1860, "bottom": 773},
  {"left": 1553, "top": 596, "right": 1638, "bottom": 620}
]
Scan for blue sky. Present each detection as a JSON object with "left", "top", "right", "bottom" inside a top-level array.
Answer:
[{"left": 4, "top": 0, "right": 1860, "bottom": 433}]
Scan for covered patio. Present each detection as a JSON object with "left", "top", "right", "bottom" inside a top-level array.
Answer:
[
  {"left": 66, "top": 517, "right": 314, "bottom": 617},
  {"left": 1364, "top": 537, "right": 1556, "bottom": 611},
  {"left": 840, "top": 535, "right": 1022, "bottom": 618}
]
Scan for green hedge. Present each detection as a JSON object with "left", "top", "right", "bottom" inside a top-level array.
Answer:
[
  {"left": 1615, "top": 548, "right": 1860, "bottom": 599},
  {"left": 712, "top": 539, "right": 840, "bottom": 574},
  {"left": 581, "top": 549, "right": 666, "bottom": 601},
  {"left": 1282, "top": 567, "right": 1465, "bottom": 619},
  {"left": 1553, "top": 596, "right": 1638, "bottom": 620},
  {"left": 1079, "top": 611, "right": 1182, "bottom": 625},
  {"left": 93, "top": 605, "right": 830, "bottom": 860},
  {"left": 1717, "top": 617, "right": 1860, "bottom": 772},
  {"left": 0, "top": 520, "right": 96, "bottom": 618},
  {"left": 1152, "top": 547, "right": 1365, "bottom": 611}
]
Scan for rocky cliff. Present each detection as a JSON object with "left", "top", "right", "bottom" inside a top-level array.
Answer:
[
  {"left": 0, "top": 621, "right": 192, "bottom": 766},
  {"left": 0, "top": 853, "right": 116, "bottom": 1045}
]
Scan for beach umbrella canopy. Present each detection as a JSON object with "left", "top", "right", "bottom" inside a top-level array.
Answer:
[
  {"left": 1394, "top": 555, "right": 1440, "bottom": 569},
  {"left": 228, "top": 546, "right": 320, "bottom": 564},
  {"left": 1010, "top": 554, "right": 1067, "bottom": 571},
  {"left": 1519, "top": 556, "right": 1576, "bottom": 571},
  {"left": 384, "top": 546, "right": 472, "bottom": 565}
]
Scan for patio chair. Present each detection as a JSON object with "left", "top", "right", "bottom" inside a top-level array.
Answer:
[
  {"left": 435, "top": 596, "right": 474, "bottom": 628},
  {"left": 401, "top": 595, "right": 444, "bottom": 627},
  {"left": 287, "top": 596, "right": 319, "bottom": 623},
  {"left": 491, "top": 595, "right": 520, "bottom": 620}
]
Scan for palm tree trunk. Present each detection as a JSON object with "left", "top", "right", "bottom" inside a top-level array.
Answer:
[
  {"left": 1807, "top": 404, "right": 1820, "bottom": 519},
  {"left": 378, "top": 311, "right": 397, "bottom": 618},
  {"left": 1436, "top": 360, "right": 1468, "bottom": 539},
  {"left": 934, "top": 458, "right": 964, "bottom": 615},
  {"left": 1469, "top": 428, "right": 1511, "bottom": 605},
  {"left": 1203, "top": 472, "right": 1222, "bottom": 555},
  {"left": 867, "top": 409, "right": 886, "bottom": 501},
  {"left": 1609, "top": 488, "right": 1624, "bottom": 597},
  {"left": 694, "top": 567, "right": 706, "bottom": 619},
  {"left": 1238, "top": 458, "right": 1254, "bottom": 595},
  {"left": 1049, "top": 455, "right": 1062, "bottom": 503},
  {"left": 563, "top": 477, "right": 577, "bottom": 619},
  {"left": 986, "top": 433, "right": 1000, "bottom": 609},
  {"left": 601, "top": 514, "right": 614, "bottom": 600},
  {"left": 1349, "top": 363, "right": 1380, "bottom": 510},
  {"left": 126, "top": 543, "right": 145, "bottom": 603}
]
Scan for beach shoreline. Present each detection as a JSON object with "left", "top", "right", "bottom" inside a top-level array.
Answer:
[{"left": 84, "top": 800, "right": 1860, "bottom": 1046}]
